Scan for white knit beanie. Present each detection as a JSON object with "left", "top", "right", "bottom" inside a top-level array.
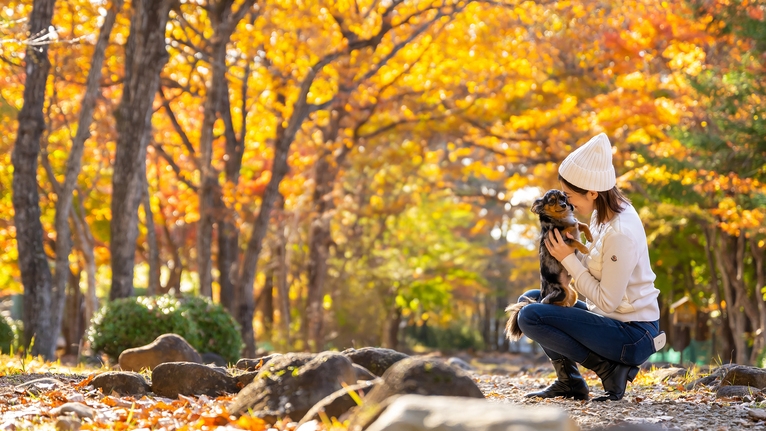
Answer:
[{"left": 558, "top": 133, "right": 616, "bottom": 192}]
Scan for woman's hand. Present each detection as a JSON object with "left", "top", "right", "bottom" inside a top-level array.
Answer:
[{"left": 544, "top": 229, "right": 576, "bottom": 262}]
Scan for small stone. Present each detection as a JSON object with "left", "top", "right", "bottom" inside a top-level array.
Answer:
[
  {"left": 748, "top": 408, "right": 766, "bottom": 421},
  {"left": 55, "top": 417, "right": 81, "bottom": 431},
  {"left": 50, "top": 403, "right": 95, "bottom": 420}
]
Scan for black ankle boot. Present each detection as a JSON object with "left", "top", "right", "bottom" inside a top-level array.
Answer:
[
  {"left": 579, "top": 352, "right": 639, "bottom": 401},
  {"left": 525, "top": 358, "right": 590, "bottom": 400}
]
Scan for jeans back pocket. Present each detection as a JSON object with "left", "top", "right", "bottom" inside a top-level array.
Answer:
[{"left": 621, "top": 330, "right": 655, "bottom": 365}]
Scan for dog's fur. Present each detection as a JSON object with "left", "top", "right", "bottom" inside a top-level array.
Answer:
[{"left": 505, "top": 189, "right": 594, "bottom": 340}]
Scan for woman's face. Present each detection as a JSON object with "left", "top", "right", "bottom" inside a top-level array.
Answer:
[{"left": 560, "top": 182, "right": 597, "bottom": 217}]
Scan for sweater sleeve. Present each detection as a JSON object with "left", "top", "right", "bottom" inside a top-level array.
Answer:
[{"left": 560, "top": 231, "right": 638, "bottom": 313}]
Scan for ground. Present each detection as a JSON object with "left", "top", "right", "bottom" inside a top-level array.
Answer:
[{"left": 1, "top": 353, "right": 766, "bottom": 430}]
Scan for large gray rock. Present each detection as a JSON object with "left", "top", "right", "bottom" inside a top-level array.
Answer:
[
  {"left": 151, "top": 362, "right": 239, "bottom": 398},
  {"left": 347, "top": 357, "right": 484, "bottom": 430},
  {"left": 118, "top": 333, "right": 202, "bottom": 371},
  {"left": 342, "top": 347, "right": 408, "bottom": 377},
  {"left": 89, "top": 371, "right": 150, "bottom": 396},
  {"left": 357, "top": 394, "right": 578, "bottom": 431},
  {"left": 228, "top": 351, "right": 356, "bottom": 423},
  {"left": 721, "top": 365, "right": 766, "bottom": 389}
]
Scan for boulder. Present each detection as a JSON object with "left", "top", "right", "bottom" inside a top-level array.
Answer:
[
  {"left": 721, "top": 365, "right": 766, "bottom": 389},
  {"left": 355, "top": 394, "right": 578, "bottom": 431},
  {"left": 201, "top": 352, "right": 228, "bottom": 367},
  {"left": 716, "top": 384, "right": 764, "bottom": 401},
  {"left": 89, "top": 371, "right": 150, "bottom": 396},
  {"left": 118, "top": 333, "right": 202, "bottom": 371},
  {"left": 151, "top": 362, "right": 239, "bottom": 398},
  {"left": 342, "top": 347, "right": 408, "bottom": 377},
  {"left": 347, "top": 357, "right": 484, "bottom": 430},
  {"left": 228, "top": 351, "right": 356, "bottom": 423}
]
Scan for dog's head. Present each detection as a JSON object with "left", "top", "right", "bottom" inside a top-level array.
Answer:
[{"left": 531, "top": 189, "right": 574, "bottom": 219}]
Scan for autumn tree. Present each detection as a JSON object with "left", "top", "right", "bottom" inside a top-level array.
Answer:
[
  {"left": 11, "top": 0, "right": 58, "bottom": 359},
  {"left": 110, "top": 0, "right": 174, "bottom": 299}
]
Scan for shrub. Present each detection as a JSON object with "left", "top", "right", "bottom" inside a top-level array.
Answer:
[
  {"left": 178, "top": 296, "right": 243, "bottom": 364},
  {"left": 0, "top": 316, "right": 16, "bottom": 354},
  {"left": 403, "top": 321, "right": 485, "bottom": 351},
  {"left": 87, "top": 295, "right": 199, "bottom": 360}
]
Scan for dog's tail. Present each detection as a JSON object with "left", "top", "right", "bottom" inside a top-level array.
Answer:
[{"left": 505, "top": 296, "right": 536, "bottom": 341}]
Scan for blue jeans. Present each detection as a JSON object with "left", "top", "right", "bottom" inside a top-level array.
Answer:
[{"left": 516, "top": 290, "right": 660, "bottom": 365}]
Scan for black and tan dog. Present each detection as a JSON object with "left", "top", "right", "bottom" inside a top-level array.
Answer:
[{"left": 505, "top": 189, "right": 594, "bottom": 340}]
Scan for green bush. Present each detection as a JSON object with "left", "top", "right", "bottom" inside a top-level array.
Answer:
[
  {"left": 178, "top": 296, "right": 243, "bottom": 364},
  {"left": 87, "top": 295, "right": 199, "bottom": 360},
  {"left": 403, "top": 321, "right": 486, "bottom": 351},
  {"left": 0, "top": 316, "right": 17, "bottom": 354}
]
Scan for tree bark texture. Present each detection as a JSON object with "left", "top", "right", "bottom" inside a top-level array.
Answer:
[
  {"left": 144, "top": 172, "right": 161, "bottom": 296},
  {"left": 51, "top": 0, "right": 122, "bottom": 352},
  {"left": 12, "top": 0, "right": 57, "bottom": 359},
  {"left": 110, "top": 0, "right": 173, "bottom": 299},
  {"left": 198, "top": 0, "right": 255, "bottom": 298},
  {"left": 715, "top": 232, "right": 749, "bottom": 364}
]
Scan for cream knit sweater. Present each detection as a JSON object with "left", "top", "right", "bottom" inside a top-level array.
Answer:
[{"left": 560, "top": 204, "right": 660, "bottom": 322}]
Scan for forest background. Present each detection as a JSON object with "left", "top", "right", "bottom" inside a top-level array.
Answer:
[{"left": 0, "top": 0, "right": 764, "bottom": 366}]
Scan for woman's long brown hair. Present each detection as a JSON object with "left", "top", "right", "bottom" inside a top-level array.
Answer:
[{"left": 559, "top": 175, "right": 631, "bottom": 225}]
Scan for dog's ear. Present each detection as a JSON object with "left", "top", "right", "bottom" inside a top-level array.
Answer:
[{"left": 531, "top": 197, "right": 544, "bottom": 215}]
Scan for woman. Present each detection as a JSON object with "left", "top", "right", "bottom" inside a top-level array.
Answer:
[{"left": 516, "top": 132, "right": 664, "bottom": 402}]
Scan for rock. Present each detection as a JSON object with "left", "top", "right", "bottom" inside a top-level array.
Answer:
[
  {"left": 363, "top": 357, "right": 484, "bottom": 401},
  {"left": 347, "top": 357, "right": 484, "bottom": 430},
  {"left": 342, "top": 347, "right": 408, "bottom": 377},
  {"left": 201, "top": 352, "right": 228, "bottom": 367},
  {"left": 298, "top": 379, "right": 381, "bottom": 425},
  {"left": 228, "top": 351, "right": 357, "bottom": 423},
  {"left": 16, "top": 378, "right": 64, "bottom": 396},
  {"left": 55, "top": 417, "right": 81, "bottom": 431},
  {"left": 650, "top": 367, "right": 687, "bottom": 381},
  {"left": 716, "top": 385, "right": 764, "bottom": 400},
  {"left": 748, "top": 408, "right": 766, "bottom": 421},
  {"left": 721, "top": 365, "right": 766, "bottom": 389},
  {"left": 355, "top": 394, "right": 577, "bottom": 431},
  {"left": 685, "top": 374, "right": 719, "bottom": 390},
  {"left": 49, "top": 403, "right": 95, "bottom": 420},
  {"left": 89, "top": 371, "right": 150, "bottom": 396},
  {"left": 151, "top": 362, "right": 239, "bottom": 398},
  {"left": 118, "top": 333, "right": 202, "bottom": 371},
  {"left": 447, "top": 356, "right": 475, "bottom": 371},
  {"left": 236, "top": 353, "right": 283, "bottom": 371},
  {"left": 353, "top": 364, "right": 377, "bottom": 381}
]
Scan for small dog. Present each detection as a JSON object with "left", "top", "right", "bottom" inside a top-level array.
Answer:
[{"left": 505, "top": 189, "right": 594, "bottom": 340}]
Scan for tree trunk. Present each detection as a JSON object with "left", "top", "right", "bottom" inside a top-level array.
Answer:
[
  {"left": 261, "top": 271, "right": 274, "bottom": 331},
  {"left": 110, "top": 0, "right": 173, "bottom": 300},
  {"left": 750, "top": 236, "right": 766, "bottom": 365},
  {"left": 273, "top": 194, "right": 291, "bottom": 346},
  {"left": 48, "top": 0, "right": 123, "bottom": 361},
  {"left": 12, "top": 0, "right": 57, "bottom": 359},
  {"left": 62, "top": 267, "right": 83, "bottom": 356},
  {"left": 143, "top": 172, "right": 161, "bottom": 296},
  {"left": 71, "top": 200, "right": 97, "bottom": 341},
  {"left": 715, "top": 232, "right": 749, "bottom": 364},
  {"left": 382, "top": 306, "right": 402, "bottom": 350},
  {"left": 197, "top": 0, "right": 255, "bottom": 298},
  {"left": 703, "top": 225, "right": 734, "bottom": 362},
  {"left": 217, "top": 58, "right": 247, "bottom": 312}
]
